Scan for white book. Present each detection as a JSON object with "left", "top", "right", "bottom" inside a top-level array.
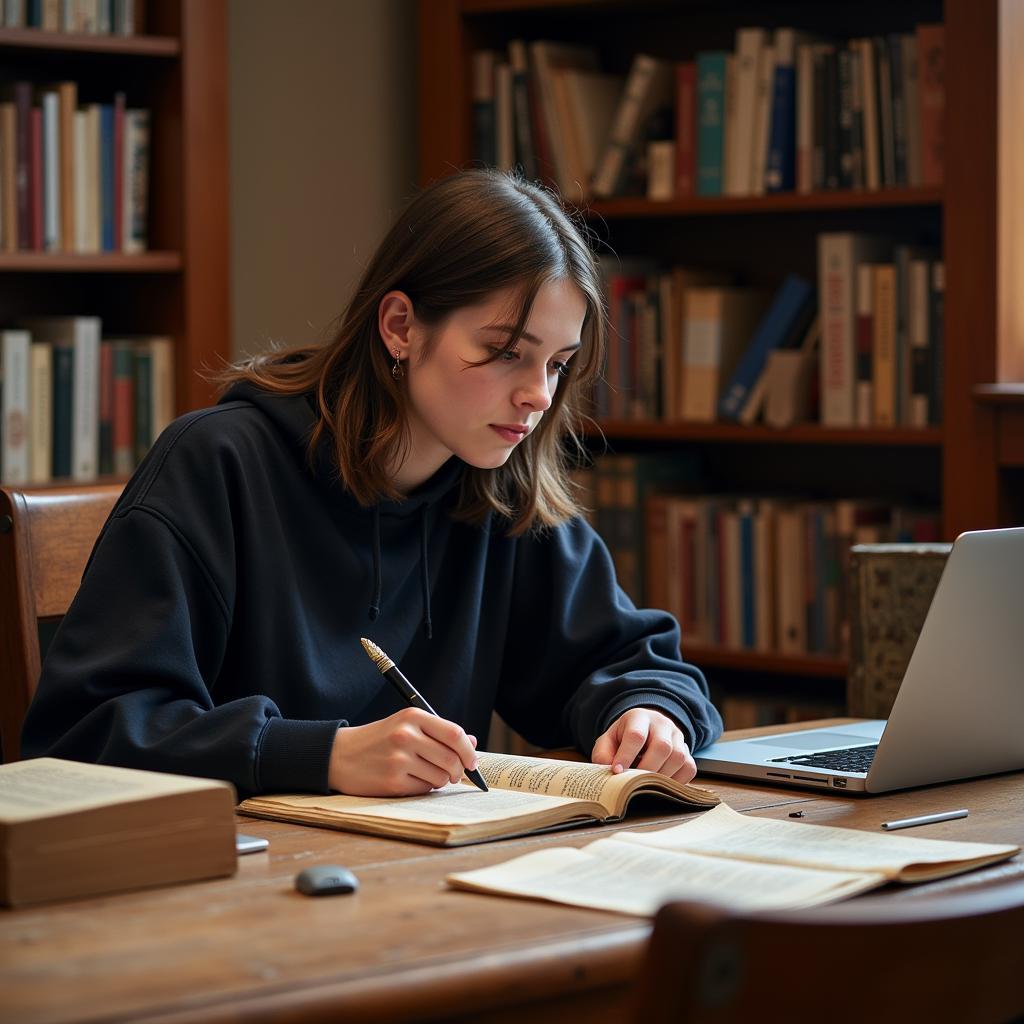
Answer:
[
  {"left": 750, "top": 44, "right": 775, "bottom": 196},
  {"left": 726, "top": 27, "right": 767, "bottom": 196},
  {"left": 83, "top": 104, "right": 101, "bottom": 253},
  {"left": 148, "top": 336, "right": 175, "bottom": 440},
  {"left": 817, "top": 232, "right": 891, "bottom": 426},
  {"left": 29, "top": 341, "right": 52, "bottom": 484},
  {"left": 41, "top": 91, "right": 61, "bottom": 251},
  {"left": 1, "top": 330, "right": 31, "bottom": 485},
  {"left": 122, "top": 109, "right": 150, "bottom": 253},
  {"left": 20, "top": 317, "right": 101, "bottom": 480}
]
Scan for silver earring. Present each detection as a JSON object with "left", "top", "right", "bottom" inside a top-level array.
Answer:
[{"left": 391, "top": 349, "right": 403, "bottom": 380}]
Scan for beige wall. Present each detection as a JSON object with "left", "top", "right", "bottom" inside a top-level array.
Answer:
[{"left": 229, "top": 0, "right": 416, "bottom": 359}]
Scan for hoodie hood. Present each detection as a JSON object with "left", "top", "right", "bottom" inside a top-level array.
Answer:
[{"left": 219, "top": 379, "right": 466, "bottom": 637}]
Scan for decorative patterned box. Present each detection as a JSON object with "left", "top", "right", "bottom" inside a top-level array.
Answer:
[{"left": 847, "top": 543, "right": 953, "bottom": 718}]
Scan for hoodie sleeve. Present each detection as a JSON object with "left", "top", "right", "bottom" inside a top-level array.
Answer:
[
  {"left": 20, "top": 504, "right": 342, "bottom": 798},
  {"left": 494, "top": 516, "right": 723, "bottom": 757}
]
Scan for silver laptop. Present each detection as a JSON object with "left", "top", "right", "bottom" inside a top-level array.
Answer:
[{"left": 694, "top": 527, "right": 1024, "bottom": 794}]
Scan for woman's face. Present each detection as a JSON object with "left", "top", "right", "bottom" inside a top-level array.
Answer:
[{"left": 390, "top": 278, "right": 586, "bottom": 493}]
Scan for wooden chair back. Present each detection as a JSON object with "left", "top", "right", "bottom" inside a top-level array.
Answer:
[
  {"left": 635, "top": 881, "right": 1024, "bottom": 1023},
  {"left": 0, "top": 484, "right": 123, "bottom": 762}
]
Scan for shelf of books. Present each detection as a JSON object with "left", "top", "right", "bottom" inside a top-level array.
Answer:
[
  {"left": 0, "top": 0, "right": 228, "bottom": 490},
  {"left": 419, "top": 0, "right": 1015, "bottom": 729}
]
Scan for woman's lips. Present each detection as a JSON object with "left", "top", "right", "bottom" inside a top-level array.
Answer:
[{"left": 490, "top": 424, "right": 529, "bottom": 444}]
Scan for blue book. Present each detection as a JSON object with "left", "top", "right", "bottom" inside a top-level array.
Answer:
[
  {"left": 764, "top": 62, "right": 796, "bottom": 191},
  {"left": 696, "top": 52, "right": 727, "bottom": 196},
  {"left": 717, "top": 273, "right": 815, "bottom": 420},
  {"left": 99, "top": 104, "right": 115, "bottom": 252}
]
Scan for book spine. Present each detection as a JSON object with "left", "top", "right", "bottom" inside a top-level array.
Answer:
[
  {"left": 855, "top": 262, "right": 874, "bottom": 426},
  {"left": 51, "top": 342, "right": 73, "bottom": 478},
  {"left": 1, "top": 330, "right": 31, "bottom": 484},
  {"left": 71, "top": 317, "right": 100, "bottom": 480},
  {"left": 764, "top": 43, "right": 796, "bottom": 192},
  {"left": 99, "top": 103, "right": 115, "bottom": 251},
  {"left": 818, "top": 233, "right": 855, "bottom": 426},
  {"left": 695, "top": 52, "right": 727, "bottom": 197},
  {"left": 928, "top": 261, "right": 944, "bottom": 425},
  {"left": 872, "top": 263, "right": 897, "bottom": 426},
  {"left": 916, "top": 24, "right": 944, "bottom": 186},
  {"left": 472, "top": 50, "right": 497, "bottom": 166},
  {"left": 14, "top": 81, "right": 31, "bottom": 250},
  {"left": 42, "top": 91, "right": 61, "bottom": 251},
  {"left": 907, "top": 258, "right": 931, "bottom": 427},
  {"left": 28, "top": 340, "right": 52, "bottom": 483},
  {"left": 98, "top": 338, "right": 114, "bottom": 475},
  {"left": 674, "top": 61, "right": 697, "bottom": 197},
  {"left": 111, "top": 339, "right": 135, "bottom": 473}
]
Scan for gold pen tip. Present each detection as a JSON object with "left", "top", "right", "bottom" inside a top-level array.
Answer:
[{"left": 360, "top": 637, "right": 393, "bottom": 673}]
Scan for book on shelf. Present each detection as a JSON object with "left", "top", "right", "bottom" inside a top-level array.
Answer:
[
  {"left": 592, "top": 53, "right": 672, "bottom": 199},
  {"left": 446, "top": 801, "right": 1019, "bottom": 918},
  {"left": 681, "top": 286, "right": 767, "bottom": 421},
  {"left": 237, "top": 751, "right": 721, "bottom": 848},
  {"left": 0, "top": 757, "right": 236, "bottom": 908},
  {"left": 718, "top": 273, "right": 816, "bottom": 421},
  {"left": 762, "top": 314, "right": 819, "bottom": 428},
  {"left": 3, "top": 0, "right": 144, "bottom": 35},
  {"left": 0, "top": 79, "right": 150, "bottom": 254}
]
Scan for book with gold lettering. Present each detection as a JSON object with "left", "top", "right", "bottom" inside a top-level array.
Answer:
[{"left": 237, "top": 752, "right": 720, "bottom": 847}]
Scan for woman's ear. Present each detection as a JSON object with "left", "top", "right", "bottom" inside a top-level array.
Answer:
[{"left": 378, "top": 291, "right": 417, "bottom": 362}]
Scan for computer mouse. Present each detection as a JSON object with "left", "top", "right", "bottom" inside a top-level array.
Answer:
[{"left": 294, "top": 864, "right": 359, "bottom": 896}]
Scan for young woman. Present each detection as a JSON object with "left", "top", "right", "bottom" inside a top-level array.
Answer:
[{"left": 22, "top": 169, "right": 722, "bottom": 798}]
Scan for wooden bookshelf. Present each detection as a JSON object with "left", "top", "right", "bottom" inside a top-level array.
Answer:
[
  {"left": 417, "top": 0, "right": 1021, "bottom": 699},
  {"left": 0, "top": 0, "right": 229, "bottom": 417}
]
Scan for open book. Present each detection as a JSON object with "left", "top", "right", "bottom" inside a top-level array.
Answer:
[
  {"left": 236, "top": 751, "right": 720, "bottom": 846},
  {"left": 447, "top": 802, "right": 1021, "bottom": 915}
]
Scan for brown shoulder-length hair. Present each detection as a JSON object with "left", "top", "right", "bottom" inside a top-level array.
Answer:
[{"left": 215, "top": 168, "right": 607, "bottom": 535}]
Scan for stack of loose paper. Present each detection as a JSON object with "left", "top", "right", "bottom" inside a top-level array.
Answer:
[{"left": 447, "top": 803, "right": 1019, "bottom": 916}]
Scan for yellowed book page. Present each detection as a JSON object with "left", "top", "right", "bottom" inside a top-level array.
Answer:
[
  {"left": 447, "top": 836, "right": 883, "bottom": 917},
  {"left": 242, "top": 783, "right": 593, "bottom": 828},
  {"left": 476, "top": 752, "right": 717, "bottom": 815},
  {"left": 617, "top": 803, "right": 1019, "bottom": 879},
  {"left": 0, "top": 758, "right": 229, "bottom": 823}
]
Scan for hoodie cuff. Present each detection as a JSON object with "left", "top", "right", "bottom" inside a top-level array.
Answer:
[
  {"left": 597, "top": 692, "right": 697, "bottom": 752},
  {"left": 255, "top": 717, "right": 345, "bottom": 794}
]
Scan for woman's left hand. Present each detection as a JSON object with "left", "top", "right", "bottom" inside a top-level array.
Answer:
[{"left": 591, "top": 708, "right": 697, "bottom": 782}]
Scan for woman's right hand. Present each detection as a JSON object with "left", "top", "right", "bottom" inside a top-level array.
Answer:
[{"left": 328, "top": 708, "right": 479, "bottom": 796}]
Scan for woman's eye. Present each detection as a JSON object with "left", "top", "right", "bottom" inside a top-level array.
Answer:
[
  {"left": 550, "top": 361, "right": 571, "bottom": 378},
  {"left": 499, "top": 348, "right": 521, "bottom": 362}
]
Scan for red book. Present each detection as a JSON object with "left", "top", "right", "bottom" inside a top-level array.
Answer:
[
  {"left": 674, "top": 61, "right": 697, "bottom": 197},
  {"left": 14, "top": 82, "right": 31, "bottom": 250}
]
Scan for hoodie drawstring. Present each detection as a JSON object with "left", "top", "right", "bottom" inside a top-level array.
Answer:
[
  {"left": 368, "top": 505, "right": 382, "bottom": 622},
  {"left": 366, "top": 502, "right": 433, "bottom": 640}
]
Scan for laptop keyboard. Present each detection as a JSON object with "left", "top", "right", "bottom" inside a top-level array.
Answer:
[{"left": 771, "top": 744, "right": 878, "bottom": 774}]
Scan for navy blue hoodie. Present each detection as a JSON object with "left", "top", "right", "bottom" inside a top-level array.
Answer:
[{"left": 21, "top": 383, "right": 723, "bottom": 796}]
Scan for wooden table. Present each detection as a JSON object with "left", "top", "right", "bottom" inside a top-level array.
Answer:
[{"left": 3, "top": 725, "right": 1022, "bottom": 1024}]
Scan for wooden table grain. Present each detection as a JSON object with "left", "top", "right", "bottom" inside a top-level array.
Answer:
[{"left": 2, "top": 724, "right": 1021, "bottom": 1024}]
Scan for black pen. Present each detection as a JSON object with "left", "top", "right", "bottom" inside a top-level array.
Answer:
[{"left": 360, "top": 637, "right": 489, "bottom": 792}]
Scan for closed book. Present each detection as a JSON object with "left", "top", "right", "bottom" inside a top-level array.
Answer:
[
  {"left": 856, "top": 37, "right": 881, "bottom": 190},
  {"left": 695, "top": 52, "right": 728, "bottom": 196},
  {"left": 718, "top": 273, "right": 815, "bottom": 421},
  {"left": 871, "top": 263, "right": 897, "bottom": 426},
  {"left": 110, "top": 337, "right": 135, "bottom": 473},
  {"left": 887, "top": 35, "right": 906, "bottom": 186},
  {"left": 681, "top": 287, "right": 767, "bottom": 421},
  {"left": 41, "top": 90, "right": 61, "bottom": 251},
  {"left": 494, "top": 62, "right": 514, "bottom": 171},
  {"left": 764, "top": 29, "right": 801, "bottom": 192},
  {"left": 50, "top": 339, "right": 72, "bottom": 478},
  {"left": 98, "top": 337, "right": 115, "bottom": 474},
  {"left": 774, "top": 503, "right": 807, "bottom": 653},
  {"left": 471, "top": 49, "right": 498, "bottom": 166},
  {"left": 529, "top": 40, "right": 600, "bottom": 200},
  {"left": 855, "top": 262, "right": 874, "bottom": 425},
  {"left": 0, "top": 758, "right": 236, "bottom": 908},
  {"left": 57, "top": 81, "right": 76, "bottom": 252},
  {"left": 928, "top": 262, "right": 944, "bottom": 425},
  {"left": 674, "top": 61, "right": 697, "bottom": 196},
  {"left": 817, "top": 232, "right": 890, "bottom": 426},
  {"left": 560, "top": 68, "right": 623, "bottom": 188},
  {"left": 99, "top": 103, "right": 115, "bottom": 251},
  {"left": 28, "top": 340, "right": 52, "bottom": 483},
  {"left": 795, "top": 43, "right": 815, "bottom": 193},
  {"left": 1, "top": 101, "right": 16, "bottom": 251},
  {"left": 592, "top": 53, "right": 672, "bottom": 198},
  {"left": 21, "top": 316, "right": 101, "bottom": 480},
  {"left": 507, "top": 40, "right": 538, "bottom": 181},
  {"left": 726, "top": 27, "right": 766, "bottom": 196},
  {"left": 12, "top": 81, "right": 31, "bottom": 250},
  {"left": 749, "top": 43, "right": 775, "bottom": 197},
  {"left": 901, "top": 34, "right": 922, "bottom": 187},
  {"left": 916, "top": 24, "right": 944, "bottom": 186},
  {"left": 1, "top": 329, "right": 31, "bottom": 484},
  {"left": 907, "top": 257, "right": 931, "bottom": 427},
  {"left": 122, "top": 108, "right": 149, "bottom": 252}
]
